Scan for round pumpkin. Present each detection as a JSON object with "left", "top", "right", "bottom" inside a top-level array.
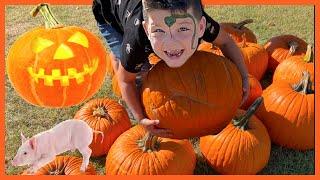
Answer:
[
  {"left": 221, "top": 19, "right": 257, "bottom": 43},
  {"left": 257, "top": 72, "right": 314, "bottom": 150},
  {"left": 105, "top": 125, "right": 196, "bottom": 175},
  {"left": 238, "top": 35, "right": 268, "bottom": 80},
  {"left": 240, "top": 74, "right": 263, "bottom": 110},
  {"left": 200, "top": 97, "right": 271, "bottom": 174},
  {"left": 6, "top": 4, "right": 107, "bottom": 108},
  {"left": 142, "top": 51, "right": 242, "bottom": 139},
  {"left": 273, "top": 44, "right": 314, "bottom": 90},
  {"left": 264, "top": 35, "right": 307, "bottom": 72},
  {"left": 22, "top": 156, "right": 96, "bottom": 175},
  {"left": 197, "top": 41, "right": 223, "bottom": 56},
  {"left": 74, "top": 98, "right": 131, "bottom": 157}
]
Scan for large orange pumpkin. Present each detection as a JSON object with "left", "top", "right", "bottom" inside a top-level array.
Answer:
[
  {"left": 264, "top": 35, "right": 307, "bottom": 72},
  {"left": 200, "top": 97, "right": 271, "bottom": 174},
  {"left": 240, "top": 74, "right": 262, "bottom": 110},
  {"left": 74, "top": 98, "right": 131, "bottom": 157},
  {"left": 238, "top": 35, "right": 268, "bottom": 80},
  {"left": 273, "top": 44, "right": 314, "bottom": 90},
  {"left": 221, "top": 19, "right": 257, "bottom": 43},
  {"left": 257, "top": 72, "right": 314, "bottom": 150},
  {"left": 6, "top": 4, "right": 107, "bottom": 108},
  {"left": 142, "top": 51, "right": 242, "bottom": 139},
  {"left": 105, "top": 125, "right": 196, "bottom": 175},
  {"left": 22, "top": 156, "right": 96, "bottom": 175}
]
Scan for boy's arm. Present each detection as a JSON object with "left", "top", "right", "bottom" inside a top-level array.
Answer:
[
  {"left": 213, "top": 29, "right": 249, "bottom": 105},
  {"left": 117, "top": 64, "right": 173, "bottom": 137},
  {"left": 202, "top": 10, "right": 249, "bottom": 104}
]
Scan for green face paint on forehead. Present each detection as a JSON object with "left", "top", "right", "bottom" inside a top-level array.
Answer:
[
  {"left": 164, "top": 13, "right": 194, "bottom": 27},
  {"left": 164, "top": 13, "right": 198, "bottom": 49}
]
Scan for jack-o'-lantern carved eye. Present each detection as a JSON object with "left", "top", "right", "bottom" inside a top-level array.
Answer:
[
  {"left": 32, "top": 37, "right": 54, "bottom": 53},
  {"left": 67, "top": 31, "right": 89, "bottom": 48}
]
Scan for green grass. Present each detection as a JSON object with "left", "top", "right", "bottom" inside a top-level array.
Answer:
[{"left": 5, "top": 5, "right": 314, "bottom": 175}]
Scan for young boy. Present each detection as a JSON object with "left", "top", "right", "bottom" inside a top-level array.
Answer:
[{"left": 92, "top": 0, "right": 249, "bottom": 137}]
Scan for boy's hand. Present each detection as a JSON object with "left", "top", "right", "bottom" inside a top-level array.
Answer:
[
  {"left": 139, "top": 118, "right": 173, "bottom": 138},
  {"left": 240, "top": 76, "right": 250, "bottom": 106}
]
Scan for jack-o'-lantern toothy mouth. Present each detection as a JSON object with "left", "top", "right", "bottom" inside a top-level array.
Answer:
[{"left": 27, "top": 57, "right": 99, "bottom": 87}]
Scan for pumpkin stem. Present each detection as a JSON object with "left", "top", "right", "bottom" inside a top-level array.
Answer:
[
  {"left": 31, "top": 3, "right": 62, "bottom": 29},
  {"left": 303, "top": 44, "right": 313, "bottom": 63},
  {"left": 232, "top": 97, "right": 263, "bottom": 130},
  {"left": 292, "top": 71, "right": 313, "bottom": 94},
  {"left": 93, "top": 106, "right": 108, "bottom": 118},
  {"left": 288, "top": 41, "right": 299, "bottom": 55},
  {"left": 240, "top": 33, "right": 247, "bottom": 48},
  {"left": 233, "top": 19, "right": 254, "bottom": 29},
  {"left": 137, "top": 132, "right": 160, "bottom": 152}
]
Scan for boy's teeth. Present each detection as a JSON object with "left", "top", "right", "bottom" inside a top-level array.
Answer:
[{"left": 165, "top": 50, "right": 184, "bottom": 57}]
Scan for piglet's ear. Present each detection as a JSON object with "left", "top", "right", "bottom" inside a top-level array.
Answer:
[
  {"left": 29, "top": 138, "right": 36, "bottom": 150},
  {"left": 20, "top": 132, "right": 27, "bottom": 144}
]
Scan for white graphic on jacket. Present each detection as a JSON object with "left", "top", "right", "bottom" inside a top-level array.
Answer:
[{"left": 126, "top": 43, "right": 133, "bottom": 54}]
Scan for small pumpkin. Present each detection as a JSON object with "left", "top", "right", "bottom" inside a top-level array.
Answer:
[
  {"left": 273, "top": 44, "right": 314, "bottom": 90},
  {"left": 142, "top": 51, "right": 242, "bottom": 139},
  {"left": 221, "top": 19, "right": 257, "bottom": 43},
  {"left": 200, "top": 97, "right": 271, "bottom": 174},
  {"left": 257, "top": 72, "right": 314, "bottom": 150},
  {"left": 105, "top": 125, "right": 196, "bottom": 175},
  {"left": 197, "top": 41, "right": 223, "bottom": 56},
  {"left": 74, "top": 98, "right": 131, "bottom": 157},
  {"left": 240, "top": 74, "right": 263, "bottom": 110},
  {"left": 264, "top": 35, "right": 307, "bottom": 72},
  {"left": 22, "top": 156, "right": 96, "bottom": 175},
  {"left": 6, "top": 4, "right": 107, "bottom": 107},
  {"left": 238, "top": 35, "right": 268, "bottom": 80}
]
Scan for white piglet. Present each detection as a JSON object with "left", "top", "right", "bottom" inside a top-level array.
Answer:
[{"left": 11, "top": 119, "right": 103, "bottom": 173}]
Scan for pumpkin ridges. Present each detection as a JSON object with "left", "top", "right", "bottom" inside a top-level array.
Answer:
[
  {"left": 74, "top": 98, "right": 131, "bottom": 156},
  {"left": 256, "top": 75, "right": 314, "bottom": 150},
  {"left": 106, "top": 125, "right": 195, "bottom": 175}
]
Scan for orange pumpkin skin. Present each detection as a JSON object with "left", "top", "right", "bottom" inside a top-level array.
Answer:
[
  {"left": 142, "top": 51, "right": 242, "bottom": 139},
  {"left": 22, "top": 156, "right": 96, "bottom": 175},
  {"left": 148, "top": 53, "right": 162, "bottom": 65},
  {"left": 273, "top": 57, "right": 314, "bottom": 90},
  {"left": 105, "top": 54, "right": 115, "bottom": 77},
  {"left": 200, "top": 110, "right": 271, "bottom": 175},
  {"left": 6, "top": 25, "right": 107, "bottom": 108},
  {"left": 220, "top": 19, "right": 257, "bottom": 43},
  {"left": 256, "top": 80, "right": 314, "bottom": 150},
  {"left": 105, "top": 125, "right": 196, "bottom": 175},
  {"left": 238, "top": 40, "right": 268, "bottom": 80},
  {"left": 111, "top": 74, "right": 122, "bottom": 98},
  {"left": 240, "top": 75, "right": 262, "bottom": 110},
  {"left": 197, "top": 41, "right": 224, "bottom": 56},
  {"left": 264, "top": 35, "right": 307, "bottom": 72},
  {"left": 74, "top": 98, "right": 131, "bottom": 157}
]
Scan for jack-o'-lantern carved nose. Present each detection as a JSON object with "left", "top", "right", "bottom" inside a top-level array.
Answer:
[{"left": 53, "top": 43, "right": 74, "bottom": 60}]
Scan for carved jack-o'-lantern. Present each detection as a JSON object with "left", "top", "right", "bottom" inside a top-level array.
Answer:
[{"left": 6, "top": 4, "right": 107, "bottom": 107}]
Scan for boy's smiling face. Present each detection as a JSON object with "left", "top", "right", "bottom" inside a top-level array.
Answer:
[{"left": 143, "top": 8, "right": 206, "bottom": 68}]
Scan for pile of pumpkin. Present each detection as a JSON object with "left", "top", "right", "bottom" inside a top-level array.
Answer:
[
  {"left": 29, "top": 19, "right": 313, "bottom": 175},
  {"left": 102, "top": 19, "right": 314, "bottom": 175},
  {"left": 5, "top": 3, "right": 313, "bottom": 175}
]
